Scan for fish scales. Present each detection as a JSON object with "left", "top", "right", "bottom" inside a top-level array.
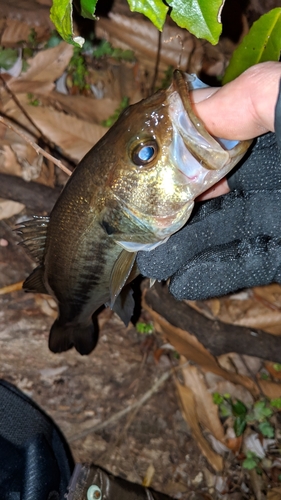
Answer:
[{"left": 19, "top": 71, "right": 252, "bottom": 354}]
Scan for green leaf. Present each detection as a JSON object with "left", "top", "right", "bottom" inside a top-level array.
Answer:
[
  {"left": 259, "top": 421, "right": 274, "bottom": 438},
  {"left": 50, "top": 0, "right": 85, "bottom": 47},
  {"left": 234, "top": 416, "right": 247, "bottom": 437},
  {"left": 273, "top": 363, "right": 281, "bottom": 372},
  {"left": 253, "top": 401, "right": 273, "bottom": 422},
  {"left": 136, "top": 321, "right": 154, "bottom": 335},
  {"left": 127, "top": 0, "right": 168, "bottom": 31},
  {"left": 80, "top": 0, "right": 98, "bottom": 19},
  {"left": 166, "top": 0, "right": 224, "bottom": 45},
  {"left": 0, "top": 48, "right": 18, "bottom": 70},
  {"left": 242, "top": 451, "right": 260, "bottom": 470},
  {"left": 223, "top": 7, "right": 281, "bottom": 84},
  {"left": 232, "top": 400, "right": 247, "bottom": 417},
  {"left": 271, "top": 398, "right": 281, "bottom": 409},
  {"left": 213, "top": 392, "right": 224, "bottom": 405}
]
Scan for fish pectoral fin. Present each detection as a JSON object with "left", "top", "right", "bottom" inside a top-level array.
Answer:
[
  {"left": 16, "top": 216, "right": 49, "bottom": 263},
  {"left": 23, "top": 265, "right": 49, "bottom": 294},
  {"left": 109, "top": 250, "right": 137, "bottom": 308},
  {"left": 112, "top": 285, "right": 135, "bottom": 327}
]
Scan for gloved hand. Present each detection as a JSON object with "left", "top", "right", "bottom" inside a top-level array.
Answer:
[{"left": 137, "top": 83, "right": 281, "bottom": 301}]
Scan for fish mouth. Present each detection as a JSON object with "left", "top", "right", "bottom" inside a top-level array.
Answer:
[{"left": 168, "top": 70, "right": 252, "bottom": 198}]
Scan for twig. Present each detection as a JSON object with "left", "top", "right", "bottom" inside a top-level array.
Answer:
[
  {"left": 0, "top": 74, "right": 46, "bottom": 140},
  {"left": 69, "top": 367, "right": 175, "bottom": 443},
  {"left": 0, "top": 115, "right": 72, "bottom": 176},
  {"left": 150, "top": 31, "right": 162, "bottom": 94}
]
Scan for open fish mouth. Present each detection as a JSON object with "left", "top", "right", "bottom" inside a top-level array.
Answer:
[{"left": 168, "top": 70, "right": 252, "bottom": 198}]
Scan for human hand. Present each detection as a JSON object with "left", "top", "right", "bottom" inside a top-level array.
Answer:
[{"left": 137, "top": 62, "right": 281, "bottom": 300}]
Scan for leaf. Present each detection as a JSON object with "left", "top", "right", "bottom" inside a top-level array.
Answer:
[
  {"left": 80, "top": 0, "right": 98, "bottom": 19},
  {"left": 127, "top": 0, "right": 168, "bottom": 31},
  {"left": 223, "top": 8, "right": 281, "bottom": 84},
  {"left": 242, "top": 451, "right": 260, "bottom": 470},
  {"left": 232, "top": 400, "right": 247, "bottom": 417},
  {"left": 258, "top": 421, "right": 274, "bottom": 438},
  {"left": 143, "top": 298, "right": 260, "bottom": 397},
  {"left": 166, "top": 0, "right": 224, "bottom": 45},
  {"left": 20, "top": 43, "right": 73, "bottom": 83},
  {"left": 181, "top": 364, "right": 225, "bottom": 442},
  {"left": 234, "top": 416, "right": 246, "bottom": 437},
  {"left": 50, "top": 0, "right": 85, "bottom": 47},
  {"left": 0, "top": 48, "right": 18, "bottom": 70},
  {"left": 176, "top": 381, "right": 223, "bottom": 471},
  {"left": 0, "top": 199, "right": 25, "bottom": 220},
  {"left": 270, "top": 397, "right": 281, "bottom": 409}
]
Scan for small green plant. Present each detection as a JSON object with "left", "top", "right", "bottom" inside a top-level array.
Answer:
[
  {"left": 27, "top": 93, "right": 40, "bottom": 106},
  {"left": 214, "top": 394, "right": 275, "bottom": 438},
  {"left": 136, "top": 322, "right": 154, "bottom": 335},
  {"left": 102, "top": 97, "right": 130, "bottom": 127},
  {"left": 67, "top": 46, "right": 90, "bottom": 92},
  {"left": 271, "top": 398, "right": 281, "bottom": 409},
  {"left": 242, "top": 451, "right": 261, "bottom": 470},
  {"left": 273, "top": 363, "right": 281, "bottom": 372},
  {"left": 93, "top": 40, "right": 135, "bottom": 62}
]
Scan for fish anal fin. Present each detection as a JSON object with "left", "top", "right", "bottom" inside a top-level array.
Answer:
[
  {"left": 109, "top": 250, "right": 137, "bottom": 308},
  {"left": 23, "top": 266, "right": 48, "bottom": 295},
  {"left": 17, "top": 216, "right": 49, "bottom": 263},
  {"left": 112, "top": 285, "right": 134, "bottom": 327}
]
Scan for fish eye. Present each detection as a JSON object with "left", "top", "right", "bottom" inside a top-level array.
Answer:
[{"left": 132, "top": 140, "right": 158, "bottom": 166}]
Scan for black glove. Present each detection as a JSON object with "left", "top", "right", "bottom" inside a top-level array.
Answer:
[
  {"left": 0, "top": 380, "right": 74, "bottom": 500},
  {"left": 137, "top": 82, "right": 281, "bottom": 300}
]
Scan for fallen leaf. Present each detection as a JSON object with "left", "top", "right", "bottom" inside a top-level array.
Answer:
[
  {"left": 268, "top": 487, "right": 281, "bottom": 500},
  {"left": 143, "top": 300, "right": 259, "bottom": 397},
  {"left": 0, "top": 199, "right": 24, "bottom": 219},
  {"left": 181, "top": 364, "right": 225, "bottom": 442},
  {"left": 19, "top": 43, "right": 73, "bottom": 83},
  {"left": 46, "top": 91, "right": 120, "bottom": 124},
  {"left": 175, "top": 381, "right": 223, "bottom": 472},
  {"left": 142, "top": 464, "right": 155, "bottom": 487}
]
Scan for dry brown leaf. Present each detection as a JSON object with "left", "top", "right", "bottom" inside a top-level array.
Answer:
[
  {"left": 265, "top": 362, "right": 281, "bottom": 380},
  {"left": 3, "top": 102, "right": 107, "bottom": 161},
  {"left": 175, "top": 381, "right": 223, "bottom": 472},
  {"left": 46, "top": 92, "right": 120, "bottom": 124},
  {"left": 267, "top": 487, "right": 281, "bottom": 500},
  {"left": 0, "top": 145, "right": 22, "bottom": 176},
  {"left": 0, "top": 199, "right": 25, "bottom": 220},
  {"left": 0, "top": 0, "right": 52, "bottom": 46},
  {"left": 202, "top": 285, "right": 281, "bottom": 335},
  {"left": 258, "top": 380, "right": 281, "bottom": 399},
  {"left": 18, "top": 43, "right": 73, "bottom": 83},
  {"left": 181, "top": 364, "right": 225, "bottom": 442},
  {"left": 8, "top": 80, "right": 54, "bottom": 96},
  {"left": 143, "top": 301, "right": 259, "bottom": 397}
]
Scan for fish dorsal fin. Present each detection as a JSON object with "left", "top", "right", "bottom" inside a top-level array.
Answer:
[
  {"left": 23, "top": 265, "right": 48, "bottom": 294},
  {"left": 17, "top": 216, "right": 49, "bottom": 263},
  {"left": 109, "top": 250, "right": 137, "bottom": 308}
]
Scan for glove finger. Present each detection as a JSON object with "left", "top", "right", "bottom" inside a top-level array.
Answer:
[
  {"left": 169, "top": 236, "right": 281, "bottom": 301},
  {"left": 227, "top": 132, "right": 281, "bottom": 191},
  {"left": 137, "top": 190, "right": 281, "bottom": 280}
]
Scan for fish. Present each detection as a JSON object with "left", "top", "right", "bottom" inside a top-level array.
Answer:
[{"left": 18, "top": 70, "right": 252, "bottom": 355}]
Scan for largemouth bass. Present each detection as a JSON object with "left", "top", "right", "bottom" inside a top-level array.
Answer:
[{"left": 19, "top": 71, "right": 252, "bottom": 355}]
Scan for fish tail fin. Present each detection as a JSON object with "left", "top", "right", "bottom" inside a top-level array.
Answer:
[{"left": 49, "top": 319, "right": 99, "bottom": 355}]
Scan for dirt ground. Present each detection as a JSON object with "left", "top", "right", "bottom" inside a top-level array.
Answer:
[{"left": 0, "top": 217, "right": 207, "bottom": 498}]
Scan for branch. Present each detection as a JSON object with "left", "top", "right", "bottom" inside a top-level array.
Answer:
[{"left": 144, "top": 282, "right": 281, "bottom": 363}]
